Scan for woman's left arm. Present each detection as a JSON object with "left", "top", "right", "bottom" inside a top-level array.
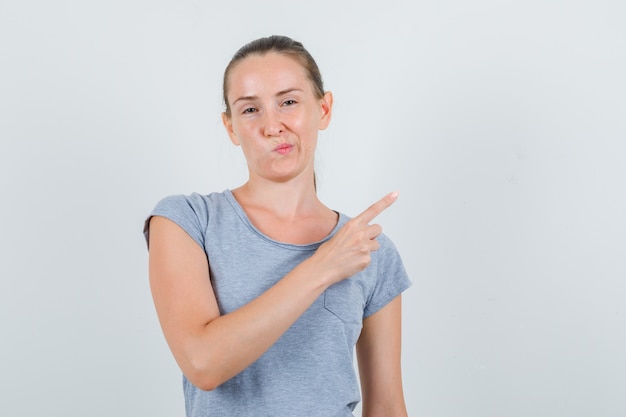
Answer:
[{"left": 357, "top": 295, "right": 409, "bottom": 417}]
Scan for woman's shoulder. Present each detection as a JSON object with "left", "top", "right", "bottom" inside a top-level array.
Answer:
[
  {"left": 151, "top": 190, "right": 232, "bottom": 213},
  {"left": 144, "top": 191, "right": 234, "bottom": 247}
]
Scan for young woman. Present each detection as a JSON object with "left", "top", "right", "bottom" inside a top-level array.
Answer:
[{"left": 145, "top": 35, "right": 411, "bottom": 417}]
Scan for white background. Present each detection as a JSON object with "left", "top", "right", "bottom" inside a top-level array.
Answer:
[{"left": 1, "top": 1, "right": 625, "bottom": 416}]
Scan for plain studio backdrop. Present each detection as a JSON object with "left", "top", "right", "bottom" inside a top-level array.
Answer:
[{"left": 1, "top": 1, "right": 625, "bottom": 416}]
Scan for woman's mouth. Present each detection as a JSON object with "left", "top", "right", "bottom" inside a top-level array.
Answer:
[{"left": 274, "top": 143, "right": 293, "bottom": 155}]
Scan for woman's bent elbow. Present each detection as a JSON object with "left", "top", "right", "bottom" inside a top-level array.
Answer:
[
  {"left": 183, "top": 355, "right": 230, "bottom": 391},
  {"left": 185, "top": 367, "right": 222, "bottom": 392},
  {"left": 193, "top": 378, "right": 220, "bottom": 392}
]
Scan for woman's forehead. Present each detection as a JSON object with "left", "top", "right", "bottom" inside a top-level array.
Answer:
[{"left": 227, "top": 53, "right": 311, "bottom": 97}]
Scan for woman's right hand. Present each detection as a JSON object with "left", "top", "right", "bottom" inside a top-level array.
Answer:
[{"left": 312, "top": 191, "right": 399, "bottom": 285}]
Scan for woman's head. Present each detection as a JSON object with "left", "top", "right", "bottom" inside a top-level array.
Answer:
[
  {"left": 221, "top": 36, "right": 332, "bottom": 188},
  {"left": 223, "top": 35, "right": 325, "bottom": 117}
]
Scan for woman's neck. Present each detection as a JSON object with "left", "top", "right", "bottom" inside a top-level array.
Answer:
[
  {"left": 230, "top": 173, "right": 339, "bottom": 244},
  {"left": 232, "top": 176, "right": 322, "bottom": 220}
]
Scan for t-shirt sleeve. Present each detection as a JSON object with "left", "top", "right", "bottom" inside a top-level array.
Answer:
[
  {"left": 143, "top": 194, "right": 209, "bottom": 250},
  {"left": 363, "top": 233, "right": 412, "bottom": 318}
]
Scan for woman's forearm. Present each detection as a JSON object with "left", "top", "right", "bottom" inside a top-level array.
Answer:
[{"left": 178, "top": 257, "right": 330, "bottom": 390}]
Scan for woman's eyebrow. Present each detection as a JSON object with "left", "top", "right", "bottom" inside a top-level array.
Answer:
[
  {"left": 232, "top": 88, "right": 303, "bottom": 106},
  {"left": 232, "top": 95, "right": 257, "bottom": 106},
  {"left": 275, "top": 88, "right": 303, "bottom": 96}
]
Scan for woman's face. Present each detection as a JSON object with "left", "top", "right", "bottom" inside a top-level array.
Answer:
[{"left": 222, "top": 52, "right": 332, "bottom": 185}]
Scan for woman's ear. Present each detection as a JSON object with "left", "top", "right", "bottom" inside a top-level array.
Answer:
[
  {"left": 222, "top": 112, "right": 240, "bottom": 146},
  {"left": 318, "top": 91, "right": 333, "bottom": 130}
]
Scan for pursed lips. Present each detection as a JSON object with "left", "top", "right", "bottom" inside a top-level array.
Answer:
[{"left": 273, "top": 143, "right": 293, "bottom": 155}]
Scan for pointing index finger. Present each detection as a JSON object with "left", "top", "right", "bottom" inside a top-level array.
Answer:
[{"left": 354, "top": 191, "right": 399, "bottom": 224}]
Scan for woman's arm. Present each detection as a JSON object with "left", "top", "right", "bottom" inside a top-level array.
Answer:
[
  {"left": 147, "top": 192, "right": 397, "bottom": 391},
  {"left": 149, "top": 216, "right": 328, "bottom": 390},
  {"left": 357, "top": 295, "right": 408, "bottom": 417}
]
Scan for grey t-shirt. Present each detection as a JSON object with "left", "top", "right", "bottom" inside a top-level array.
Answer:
[{"left": 145, "top": 190, "right": 411, "bottom": 417}]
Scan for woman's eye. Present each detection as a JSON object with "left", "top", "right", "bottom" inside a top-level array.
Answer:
[
  {"left": 283, "top": 99, "right": 297, "bottom": 106},
  {"left": 242, "top": 107, "right": 257, "bottom": 114}
]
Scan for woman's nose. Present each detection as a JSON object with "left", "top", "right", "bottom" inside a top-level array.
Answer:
[{"left": 263, "top": 109, "right": 283, "bottom": 137}]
